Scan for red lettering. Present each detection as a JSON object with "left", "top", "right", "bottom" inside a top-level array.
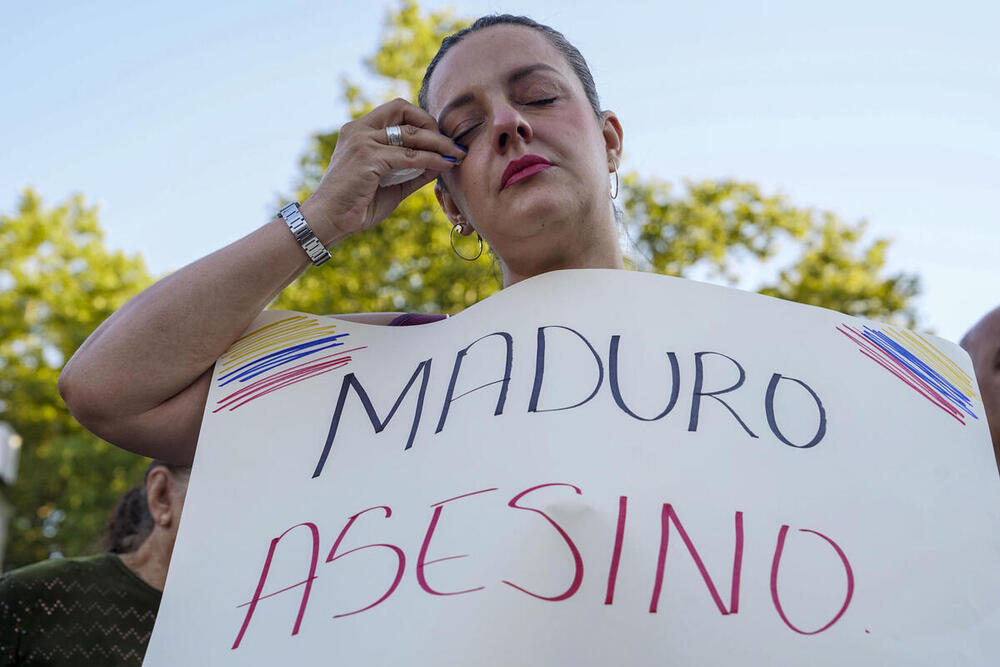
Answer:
[
  {"left": 503, "top": 483, "right": 584, "bottom": 601},
  {"left": 770, "top": 525, "right": 855, "bottom": 634},
  {"left": 230, "top": 485, "right": 856, "bottom": 642},
  {"left": 325, "top": 506, "right": 405, "bottom": 618},
  {"left": 232, "top": 522, "right": 320, "bottom": 649},
  {"left": 604, "top": 495, "right": 628, "bottom": 605},
  {"left": 649, "top": 506, "right": 743, "bottom": 615},
  {"left": 416, "top": 488, "right": 497, "bottom": 596}
]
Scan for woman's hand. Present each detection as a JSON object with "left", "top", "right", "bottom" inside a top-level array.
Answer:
[
  {"left": 58, "top": 98, "right": 465, "bottom": 463},
  {"left": 301, "top": 98, "right": 467, "bottom": 243}
]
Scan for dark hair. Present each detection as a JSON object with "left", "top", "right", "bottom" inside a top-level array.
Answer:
[
  {"left": 102, "top": 460, "right": 189, "bottom": 554},
  {"left": 418, "top": 15, "right": 602, "bottom": 118}
]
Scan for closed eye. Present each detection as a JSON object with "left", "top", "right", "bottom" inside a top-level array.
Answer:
[
  {"left": 452, "top": 125, "right": 479, "bottom": 144},
  {"left": 450, "top": 98, "right": 555, "bottom": 142}
]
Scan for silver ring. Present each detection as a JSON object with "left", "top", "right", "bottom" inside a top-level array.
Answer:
[{"left": 385, "top": 125, "right": 405, "bottom": 147}]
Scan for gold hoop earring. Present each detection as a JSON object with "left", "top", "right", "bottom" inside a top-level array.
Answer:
[
  {"left": 450, "top": 223, "right": 483, "bottom": 261},
  {"left": 610, "top": 165, "right": 619, "bottom": 200}
]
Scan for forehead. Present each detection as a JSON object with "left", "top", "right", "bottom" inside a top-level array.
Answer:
[{"left": 427, "top": 24, "right": 576, "bottom": 115}]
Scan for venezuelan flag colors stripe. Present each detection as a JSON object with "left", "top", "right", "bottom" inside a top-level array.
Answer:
[
  {"left": 214, "top": 315, "right": 365, "bottom": 413},
  {"left": 837, "top": 323, "right": 978, "bottom": 425}
]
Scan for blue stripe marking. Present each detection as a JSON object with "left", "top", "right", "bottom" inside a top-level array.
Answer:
[
  {"left": 866, "top": 329, "right": 976, "bottom": 417},
  {"left": 865, "top": 328, "right": 976, "bottom": 418},
  {"left": 218, "top": 333, "right": 350, "bottom": 387},
  {"left": 861, "top": 327, "right": 977, "bottom": 419}
]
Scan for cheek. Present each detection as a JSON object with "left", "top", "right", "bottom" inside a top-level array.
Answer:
[
  {"left": 572, "top": 118, "right": 610, "bottom": 174},
  {"left": 437, "top": 179, "right": 480, "bottom": 228},
  {"left": 453, "top": 158, "right": 493, "bottom": 208}
]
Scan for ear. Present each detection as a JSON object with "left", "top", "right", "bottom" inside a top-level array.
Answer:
[
  {"left": 146, "top": 466, "right": 178, "bottom": 529},
  {"left": 434, "top": 182, "right": 476, "bottom": 236},
  {"left": 600, "top": 110, "right": 624, "bottom": 172}
]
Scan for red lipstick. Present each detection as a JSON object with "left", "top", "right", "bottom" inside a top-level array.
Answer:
[{"left": 501, "top": 155, "right": 551, "bottom": 191}]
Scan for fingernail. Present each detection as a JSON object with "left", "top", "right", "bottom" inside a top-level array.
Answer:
[
  {"left": 454, "top": 142, "right": 468, "bottom": 152},
  {"left": 443, "top": 156, "right": 457, "bottom": 163}
]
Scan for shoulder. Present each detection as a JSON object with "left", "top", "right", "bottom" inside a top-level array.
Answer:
[
  {"left": 1, "top": 554, "right": 115, "bottom": 593},
  {"left": 1, "top": 553, "right": 158, "bottom": 664},
  {"left": 1, "top": 552, "right": 157, "bottom": 616},
  {"left": 1, "top": 555, "right": 103, "bottom": 618}
]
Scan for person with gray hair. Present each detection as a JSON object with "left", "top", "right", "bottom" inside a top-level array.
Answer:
[
  {"left": 961, "top": 305, "right": 1000, "bottom": 471},
  {"left": 0, "top": 461, "right": 188, "bottom": 666}
]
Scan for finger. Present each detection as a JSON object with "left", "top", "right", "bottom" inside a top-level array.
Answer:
[
  {"left": 364, "top": 98, "right": 438, "bottom": 132},
  {"left": 380, "top": 145, "right": 459, "bottom": 174},
  {"left": 373, "top": 125, "right": 467, "bottom": 160}
]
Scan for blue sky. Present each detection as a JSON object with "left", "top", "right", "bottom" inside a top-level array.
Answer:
[{"left": 2, "top": 0, "right": 997, "bottom": 341}]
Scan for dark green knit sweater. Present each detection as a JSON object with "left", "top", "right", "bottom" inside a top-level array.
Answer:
[{"left": 0, "top": 553, "right": 161, "bottom": 666}]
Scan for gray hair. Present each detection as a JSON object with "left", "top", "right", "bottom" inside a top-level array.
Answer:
[{"left": 418, "top": 14, "right": 602, "bottom": 118}]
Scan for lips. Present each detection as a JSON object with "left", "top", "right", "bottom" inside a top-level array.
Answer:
[{"left": 501, "top": 155, "right": 552, "bottom": 191}]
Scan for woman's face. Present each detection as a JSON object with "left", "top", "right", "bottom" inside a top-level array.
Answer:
[{"left": 427, "top": 25, "right": 623, "bottom": 281}]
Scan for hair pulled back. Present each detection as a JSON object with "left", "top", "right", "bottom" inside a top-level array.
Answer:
[
  {"left": 103, "top": 485, "right": 152, "bottom": 554},
  {"left": 102, "top": 460, "right": 188, "bottom": 554},
  {"left": 418, "top": 14, "right": 602, "bottom": 118}
]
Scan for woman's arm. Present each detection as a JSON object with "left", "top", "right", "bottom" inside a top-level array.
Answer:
[
  {"left": 59, "top": 216, "right": 318, "bottom": 463},
  {"left": 58, "top": 99, "right": 466, "bottom": 464}
]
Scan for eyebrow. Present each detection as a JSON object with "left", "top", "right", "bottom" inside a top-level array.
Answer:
[{"left": 436, "top": 63, "right": 564, "bottom": 128}]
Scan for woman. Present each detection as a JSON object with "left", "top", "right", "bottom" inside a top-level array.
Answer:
[
  {"left": 0, "top": 461, "right": 188, "bottom": 666},
  {"left": 58, "top": 15, "right": 625, "bottom": 465}
]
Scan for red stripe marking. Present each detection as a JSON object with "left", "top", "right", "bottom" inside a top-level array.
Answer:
[
  {"left": 220, "top": 360, "right": 353, "bottom": 412},
  {"left": 430, "top": 488, "right": 499, "bottom": 507},
  {"left": 837, "top": 326, "right": 964, "bottom": 424},
  {"left": 840, "top": 326, "right": 962, "bottom": 420},
  {"left": 213, "top": 346, "right": 366, "bottom": 413}
]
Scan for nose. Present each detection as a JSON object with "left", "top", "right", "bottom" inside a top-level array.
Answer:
[{"left": 490, "top": 101, "right": 532, "bottom": 153}]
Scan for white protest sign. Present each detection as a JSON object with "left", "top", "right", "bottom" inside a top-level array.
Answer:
[{"left": 143, "top": 269, "right": 1000, "bottom": 666}]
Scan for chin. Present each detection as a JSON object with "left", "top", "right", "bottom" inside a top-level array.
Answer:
[
  {"left": 504, "top": 189, "right": 583, "bottom": 236},
  {"left": 497, "top": 219, "right": 593, "bottom": 275}
]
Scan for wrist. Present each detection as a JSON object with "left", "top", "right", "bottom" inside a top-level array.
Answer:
[
  {"left": 300, "top": 198, "right": 351, "bottom": 248},
  {"left": 277, "top": 201, "right": 332, "bottom": 267}
]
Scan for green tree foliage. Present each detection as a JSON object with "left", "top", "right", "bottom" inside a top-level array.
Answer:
[
  {"left": 278, "top": 0, "right": 918, "bottom": 327},
  {"left": 1, "top": 0, "right": 919, "bottom": 569},
  {"left": 757, "top": 215, "right": 919, "bottom": 322},
  {"left": 274, "top": 2, "right": 496, "bottom": 316},
  {"left": 622, "top": 176, "right": 920, "bottom": 325},
  {"left": 0, "top": 190, "right": 153, "bottom": 569}
]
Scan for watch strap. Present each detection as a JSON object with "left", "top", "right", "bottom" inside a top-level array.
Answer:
[{"left": 277, "top": 201, "right": 331, "bottom": 267}]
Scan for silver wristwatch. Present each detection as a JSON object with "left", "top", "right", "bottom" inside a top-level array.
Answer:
[{"left": 277, "top": 201, "right": 331, "bottom": 266}]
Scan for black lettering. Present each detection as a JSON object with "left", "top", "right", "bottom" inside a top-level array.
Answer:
[
  {"left": 687, "top": 351, "right": 758, "bottom": 438},
  {"left": 436, "top": 332, "right": 514, "bottom": 434},
  {"left": 608, "top": 335, "right": 680, "bottom": 421},
  {"left": 528, "top": 326, "right": 604, "bottom": 413},
  {"left": 313, "top": 359, "right": 432, "bottom": 478},
  {"left": 764, "top": 373, "right": 827, "bottom": 448}
]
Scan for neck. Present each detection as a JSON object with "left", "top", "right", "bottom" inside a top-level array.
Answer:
[
  {"left": 501, "top": 210, "right": 625, "bottom": 287},
  {"left": 118, "top": 532, "right": 172, "bottom": 591}
]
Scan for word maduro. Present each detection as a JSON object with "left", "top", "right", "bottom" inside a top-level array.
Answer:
[
  {"left": 232, "top": 482, "right": 854, "bottom": 649},
  {"left": 312, "top": 327, "right": 828, "bottom": 477}
]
